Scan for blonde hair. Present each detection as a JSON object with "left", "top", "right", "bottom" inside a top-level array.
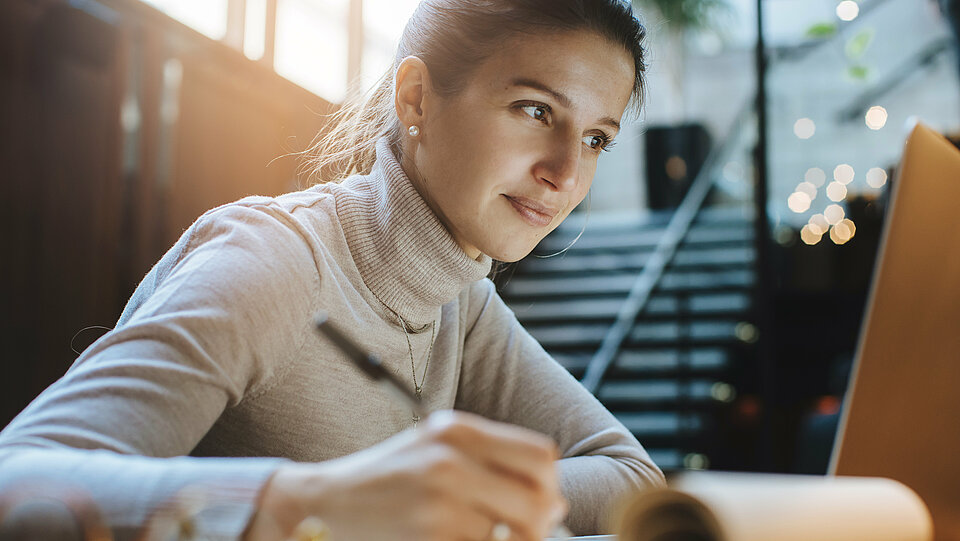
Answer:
[{"left": 299, "top": 68, "right": 401, "bottom": 185}]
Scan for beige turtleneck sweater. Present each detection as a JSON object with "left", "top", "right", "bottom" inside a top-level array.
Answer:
[{"left": 0, "top": 138, "right": 664, "bottom": 539}]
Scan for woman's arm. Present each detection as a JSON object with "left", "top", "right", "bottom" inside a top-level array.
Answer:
[
  {"left": 0, "top": 201, "right": 322, "bottom": 540},
  {"left": 455, "top": 278, "right": 667, "bottom": 535}
]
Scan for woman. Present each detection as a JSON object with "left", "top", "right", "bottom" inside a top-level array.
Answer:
[{"left": 0, "top": 0, "right": 664, "bottom": 539}]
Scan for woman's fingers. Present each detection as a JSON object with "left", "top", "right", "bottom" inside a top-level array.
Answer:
[
  {"left": 248, "top": 411, "right": 567, "bottom": 541},
  {"left": 423, "top": 411, "right": 562, "bottom": 494},
  {"left": 419, "top": 443, "right": 556, "bottom": 540},
  {"left": 419, "top": 411, "right": 567, "bottom": 538}
]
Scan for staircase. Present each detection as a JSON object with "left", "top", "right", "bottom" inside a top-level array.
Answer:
[{"left": 499, "top": 203, "right": 758, "bottom": 471}]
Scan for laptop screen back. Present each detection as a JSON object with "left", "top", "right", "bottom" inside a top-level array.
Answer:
[{"left": 830, "top": 123, "right": 960, "bottom": 540}]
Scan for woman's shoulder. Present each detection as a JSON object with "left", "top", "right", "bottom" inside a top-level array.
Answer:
[
  {"left": 201, "top": 184, "right": 338, "bottom": 229},
  {"left": 186, "top": 184, "right": 349, "bottom": 256}
]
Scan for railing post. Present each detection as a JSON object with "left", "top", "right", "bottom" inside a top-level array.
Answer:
[{"left": 753, "top": 0, "right": 777, "bottom": 472}]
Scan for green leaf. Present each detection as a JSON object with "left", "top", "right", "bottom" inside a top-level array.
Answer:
[
  {"left": 845, "top": 28, "right": 875, "bottom": 60},
  {"left": 633, "top": 0, "right": 733, "bottom": 32},
  {"left": 847, "top": 65, "right": 870, "bottom": 80},
  {"left": 806, "top": 22, "right": 838, "bottom": 38}
]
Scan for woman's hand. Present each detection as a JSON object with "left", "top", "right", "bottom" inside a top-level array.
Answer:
[{"left": 245, "top": 410, "right": 568, "bottom": 541}]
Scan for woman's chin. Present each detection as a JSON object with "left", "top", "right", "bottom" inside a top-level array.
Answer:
[{"left": 478, "top": 241, "right": 539, "bottom": 263}]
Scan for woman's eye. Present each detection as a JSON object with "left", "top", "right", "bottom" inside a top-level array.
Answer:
[
  {"left": 584, "top": 135, "right": 606, "bottom": 150},
  {"left": 521, "top": 105, "right": 549, "bottom": 123}
]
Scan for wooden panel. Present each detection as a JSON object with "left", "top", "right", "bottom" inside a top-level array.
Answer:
[
  {"left": 0, "top": 0, "right": 125, "bottom": 424},
  {"left": 0, "top": 0, "right": 335, "bottom": 427},
  {"left": 165, "top": 48, "right": 332, "bottom": 244}
]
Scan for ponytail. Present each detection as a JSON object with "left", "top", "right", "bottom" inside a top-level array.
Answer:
[{"left": 300, "top": 66, "right": 402, "bottom": 185}]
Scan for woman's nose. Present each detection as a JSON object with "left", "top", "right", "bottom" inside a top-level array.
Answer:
[{"left": 534, "top": 137, "right": 580, "bottom": 192}]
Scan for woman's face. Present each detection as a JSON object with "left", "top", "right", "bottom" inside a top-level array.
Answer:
[{"left": 398, "top": 30, "right": 635, "bottom": 262}]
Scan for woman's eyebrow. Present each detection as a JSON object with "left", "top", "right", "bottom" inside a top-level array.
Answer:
[
  {"left": 510, "top": 77, "right": 572, "bottom": 108},
  {"left": 508, "top": 77, "right": 621, "bottom": 133}
]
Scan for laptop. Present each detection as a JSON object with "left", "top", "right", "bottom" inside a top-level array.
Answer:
[
  {"left": 554, "top": 123, "right": 960, "bottom": 541},
  {"left": 830, "top": 122, "right": 960, "bottom": 541}
]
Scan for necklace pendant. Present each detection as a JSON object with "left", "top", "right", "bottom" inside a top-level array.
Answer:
[{"left": 412, "top": 413, "right": 420, "bottom": 427}]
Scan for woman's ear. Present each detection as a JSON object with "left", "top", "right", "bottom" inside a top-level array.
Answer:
[{"left": 394, "top": 56, "right": 432, "bottom": 131}]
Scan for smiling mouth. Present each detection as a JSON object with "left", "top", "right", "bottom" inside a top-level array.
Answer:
[{"left": 503, "top": 195, "right": 558, "bottom": 227}]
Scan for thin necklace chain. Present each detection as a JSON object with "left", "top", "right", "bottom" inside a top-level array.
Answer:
[
  {"left": 395, "top": 312, "right": 436, "bottom": 399},
  {"left": 369, "top": 289, "right": 437, "bottom": 425}
]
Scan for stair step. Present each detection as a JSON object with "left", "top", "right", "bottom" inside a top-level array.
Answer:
[
  {"left": 503, "top": 270, "right": 754, "bottom": 298},
  {"left": 527, "top": 320, "right": 745, "bottom": 349},
  {"left": 598, "top": 379, "right": 731, "bottom": 407},
  {"left": 552, "top": 348, "right": 730, "bottom": 377},
  {"left": 549, "top": 205, "right": 753, "bottom": 238},
  {"left": 645, "top": 448, "right": 684, "bottom": 470},
  {"left": 536, "top": 225, "right": 752, "bottom": 254},
  {"left": 511, "top": 292, "right": 751, "bottom": 323},
  {"left": 616, "top": 348, "right": 730, "bottom": 374},
  {"left": 518, "top": 247, "right": 755, "bottom": 276},
  {"left": 614, "top": 411, "right": 703, "bottom": 436}
]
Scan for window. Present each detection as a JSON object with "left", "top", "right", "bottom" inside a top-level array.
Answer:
[
  {"left": 359, "top": 0, "right": 420, "bottom": 94},
  {"left": 274, "top": 0, "right": 350, "bottom": 101},
  {"left": 138, "top": 0, "right": 420, "bottom": 104},
  {"left": 140, "top": 0, "right": 229, "bottom": 40}
]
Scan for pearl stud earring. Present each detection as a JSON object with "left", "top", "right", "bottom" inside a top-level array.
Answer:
[{"left": 408, "top": 125, "right": 420, "bottom": 137}]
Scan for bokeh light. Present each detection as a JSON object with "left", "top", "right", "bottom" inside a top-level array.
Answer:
[
  {"left": 865, "top": 106, "right": 888, "bottom": 130},
  {"left": 839, "top": 218, "right": 857, "bottom": 237},
  {"left": 683, "top": 453, "right": 710, "bottom": 470},
  {"left": 805, "top": 167, "right": 827, "bottom": 187},
  {"left": 796, "top": 181, "right": 818, "bottom": 199},
  {"left": 794, "top": 118, "right": 816, "bottom": 139},
  {"left": 711, "top": 382, "right": 736, "bottom": 403},
  {"left": 735, "top": 322, "right": 759, "bottom": 343},
  {"left": 837, "top": 0, "right": 860, "bottom": 21},
  {"left": 800, "top": 224, "right": 823, "bottom": 245},
  {"left": 866, "top": 167, "right": 888, "bottom": 188},
  {"left": 834, "top": 164, "right": 855, "bottom": 184},
  {"left": 788, "top": 192, "right": 812, "bottom": 213},
  {"left": 826, "top": 181, "right": 848, "bottom": 202},
  {"left": 666, "top": 155, "right": 688, "bottom": 180},
  {"left": 830, "top": 219, "right": 856, "bottom": 244},
  {"left": 808, "top": 213, "right": 829, "bottom": 235},
  {"left": 824, "top": 204, "right": 845, "bottom": 225}
]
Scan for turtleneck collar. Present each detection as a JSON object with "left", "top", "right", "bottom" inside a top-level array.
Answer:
[{"left": 336, "top": 137, "right": 493, "bottom": 328}]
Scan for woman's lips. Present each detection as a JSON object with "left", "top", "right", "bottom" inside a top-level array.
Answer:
[{"left": 503, "top": 195, "right": 558, "bottom": 227}]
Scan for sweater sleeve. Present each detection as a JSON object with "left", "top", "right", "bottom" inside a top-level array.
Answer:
[
  {"left": 455, "top": 278, "right": 666, "bottom": 535},
  {"left": 0, "top": 202, "right": 322, "bottom": 540}
]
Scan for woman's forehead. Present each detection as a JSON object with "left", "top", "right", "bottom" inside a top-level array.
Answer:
[{"left": 473, "top": 30, "right": 634, "bottom": 116}]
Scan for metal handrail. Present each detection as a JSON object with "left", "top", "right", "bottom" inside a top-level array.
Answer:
[
  {"left": 580, "top": 102, "right": 753, "bottom": 395},
  {"left": 837, "top": 37, "right": 952, "bottom": 123}
]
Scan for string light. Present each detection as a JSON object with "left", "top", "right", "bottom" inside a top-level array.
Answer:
[
  {"left": 866, "top": 167, "right": 888, "bottom": 188},
  {"left": 800, "top": 224, "right": 823, "bottom": 245},
  {"left": 808, "top": 214, "right": 829, "bottom": 235},
  {"left": 837, "top": 0, "right": 860, "bottom": 21},
  {"left": 794, "top": 118, "right": 816, "bottom": 139},
  {"left": 840, "top": 218, "right": 856, "bottom": 236},
  {"left": 830, "top": 219, "right": 855, "bottom": 244},
  {"left": 805, "top": 167, "right": 826, "bottom": 186},
  {"left": 834, "top": 164, "right": 855, "bottom": 184},
  {"left": 824, "top": 204, "right": 845, "bottom": 225},
  {"left": 788, "top": 191, "right": 812, "bottom": 213},
  {"left": 826, "top": 181, "right": 848, "bottom": 202},
  {"left": 796, "top": 181, "right": 818, "bottom": 198},
  {"left": 865, "top": 106, "right": 888, "bottom": 130}
]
